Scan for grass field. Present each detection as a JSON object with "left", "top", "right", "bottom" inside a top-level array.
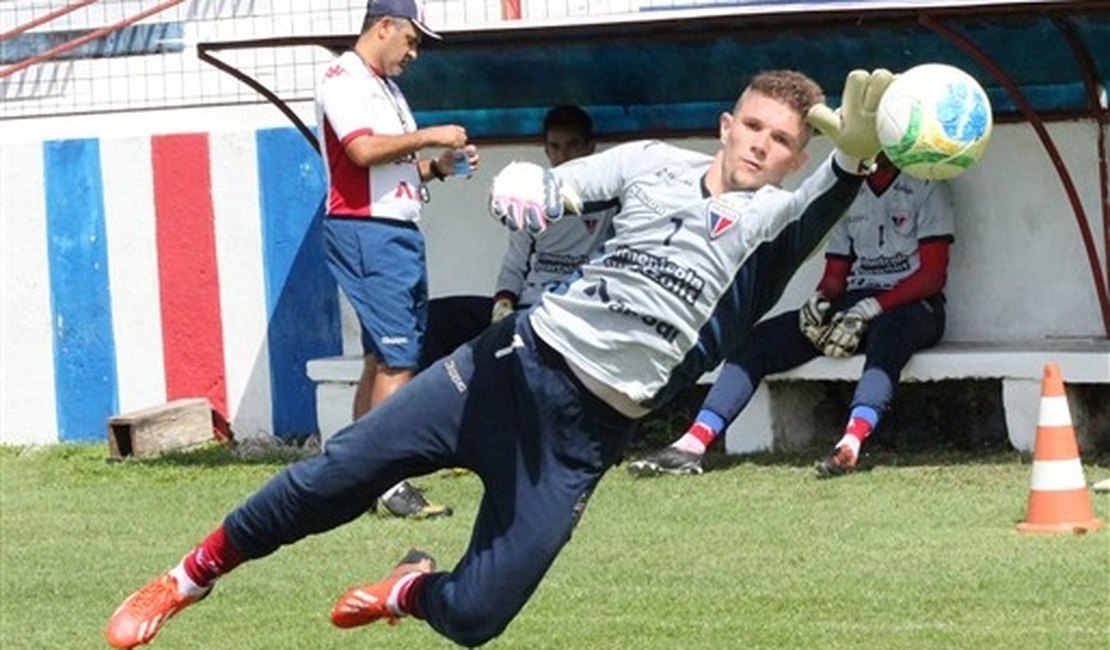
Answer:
[{"left": 2, "top": 442, "right": 1108, "bottom": 649}]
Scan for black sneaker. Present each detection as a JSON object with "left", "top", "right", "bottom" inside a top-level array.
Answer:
[
  {"left": 814, "top": 445, "right": 858, "bottom": 479},
  {"left": 627, "top": 446, "right": 704, "bottom": 478},
  {"left": 378, "top": 481, "right": 453, "bottom": 519}
]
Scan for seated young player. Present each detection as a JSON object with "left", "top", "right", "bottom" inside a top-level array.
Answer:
[
  {"left": 628, "top": 153, "right": 954, "bottom": 478},
  {"left": 420, "top": 105, "right": 618, "bottom": 366}
]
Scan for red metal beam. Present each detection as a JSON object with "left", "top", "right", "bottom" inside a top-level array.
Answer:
[
  {"left": 919, "top": 11, "right": 1110, "bottom": 338},
  {"left": 501, "top": 0, "right": 522, "bottom": 21},
  {"left": 0, "top": 0, "right": 187, "bottom": 80},
  {"left": 0, "top": 0, "right": 100, "bottom": 43},
  {"left": 1055, "top": 16, "right": 1110, "bottom": 327}
]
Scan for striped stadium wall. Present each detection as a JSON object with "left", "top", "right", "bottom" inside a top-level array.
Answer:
[
  {"left": 3, "top": 117, "right": 1105, "bottom": 446},
  {"left": 1, "top": 126, "right": 342, "bottom": 444}
]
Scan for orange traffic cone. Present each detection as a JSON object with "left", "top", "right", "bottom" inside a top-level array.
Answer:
[{"left": 1016, "top": 363, "right": 1102, "bottom": 534}]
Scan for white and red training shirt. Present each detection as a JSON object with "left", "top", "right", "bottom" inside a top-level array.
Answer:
[{"left": 315, "top": 50, "right": 424, "bottom": 222}]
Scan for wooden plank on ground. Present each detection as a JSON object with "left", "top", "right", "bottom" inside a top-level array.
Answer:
[{"left": 107, "top": 398, "right": 213, "bottom": 459}]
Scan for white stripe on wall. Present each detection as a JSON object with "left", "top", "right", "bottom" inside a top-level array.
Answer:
[
  {"left": 1, "top": 141, "right": 59, "bottom": 444},
  {"left": 210, "top": 130, "right": 273, "bottom": 439},
  {"left": 101, "top": 137, "right": 168, "bottom": 415}
]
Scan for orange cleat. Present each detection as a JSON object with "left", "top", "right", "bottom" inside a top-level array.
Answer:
[
  {"left": 331, "top": 549, "right": 436, "bottom": 629},
  {"left": 105, "top": 573, "right": 208, "bottom": 648}
]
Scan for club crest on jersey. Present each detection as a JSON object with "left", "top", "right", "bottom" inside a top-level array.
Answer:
[{"left": 706, "top": 199, "right": 741, "bottom": 240}]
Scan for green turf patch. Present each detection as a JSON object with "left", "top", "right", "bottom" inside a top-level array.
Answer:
[{"left": 2, "top": 443, "right": 1107, "bottom": 649}]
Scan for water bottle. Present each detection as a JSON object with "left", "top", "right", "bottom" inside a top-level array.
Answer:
[{"left": 452, "top": 150, "right": 471, "bottom": 177}]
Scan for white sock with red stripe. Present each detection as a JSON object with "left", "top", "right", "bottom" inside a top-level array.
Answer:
[
  {"left": 834, "top": 433, "right": 862, "bottom": 458},
  {"left": 388, "top": 572, "right": 424, "bottom": 617},
  {"left": 835, "top": 406, "right": 879, "bottom": 457},
  {"left": 169, "top": 563, "right": 209, "bottom": 598},
  {"left": 673, "top": 420, "right": 719, "bottom": 455}
]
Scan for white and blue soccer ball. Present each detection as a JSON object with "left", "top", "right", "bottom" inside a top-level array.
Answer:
[{"left": 877, "top": 63, "right": 993, "bottom": 181}]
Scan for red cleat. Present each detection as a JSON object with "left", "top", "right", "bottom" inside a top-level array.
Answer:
[
  {"left": 331, "top": 549, "right": 436, "bottom": 629},
  {"left": 105, "top": 573, "right": 208, "bottom": 648}
]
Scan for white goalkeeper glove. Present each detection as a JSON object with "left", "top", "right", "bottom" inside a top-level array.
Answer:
[
  {"left": 489, "top": 162, "right": 582, "bottom": 234},
  {"left": 817, "top": 297, "right": 882, "bottom": 358},
  {"left": 806, "top": 68, "right": 894, "bottom": 174},
  {"left": 490, "top": 297, "right": 515, "bottom": 323},
  {"left": 799, "top": 293, "right": 832, "bottom": 349}
]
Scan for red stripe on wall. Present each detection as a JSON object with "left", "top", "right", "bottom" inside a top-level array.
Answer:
[{"left": 151, "top": 134, "right": 228, "bottom": 415}]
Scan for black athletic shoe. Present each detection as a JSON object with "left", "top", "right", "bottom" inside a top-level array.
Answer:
[
  {"left": 814, "top": 445, "right": 857, "bottom": 479},
  {"left": 627, "top": 446, "right": 704, "bottom": 478},
  {"left": 378, "top": 481, "right": 452, "bottom": 519}
]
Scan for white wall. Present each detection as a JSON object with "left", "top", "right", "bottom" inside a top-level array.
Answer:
[
  {"left": 944, "top": 122, "right": 1105, "bottom": 341},
  {"left": 1, "top": 107, "right": 1105, "bottom": 444}
]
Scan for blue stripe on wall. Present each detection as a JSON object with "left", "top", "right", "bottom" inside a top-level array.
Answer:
[
  {"left": 256, "top": 128, "right": 340, "bottom": 437},
  {"left": 43, "top": 139, "right": 119, "bottom": 442}
]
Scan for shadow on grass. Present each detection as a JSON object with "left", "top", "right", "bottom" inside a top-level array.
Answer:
[
  {"left": 626, "top": 379, "right": 1110, "bottom": 475},
  {"left": 112, "top": 437, "right": 320, "bottom": 468},
  {"left": 107, "top": 374, "right": 1110, "bottom": 475},
  {"left": 697, "top": 444, "right": 1110, "bottom": 475}
]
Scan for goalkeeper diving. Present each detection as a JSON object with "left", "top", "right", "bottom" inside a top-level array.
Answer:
[{"left": 107, "top": 68, "right": 893, "bottom": 649}]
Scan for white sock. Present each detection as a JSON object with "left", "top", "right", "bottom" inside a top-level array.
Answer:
[
  {"left": 835, "top": 434, "right": 861, "bottom": 458},
  {"left": 672, "top": 434, "right": 707, "bottom": 455},
  {"left": 169, "top": 562, "right": 209, "bottom": 598},
  {"left": 386, "top": 572, "right": 421, "bottom": 617}
]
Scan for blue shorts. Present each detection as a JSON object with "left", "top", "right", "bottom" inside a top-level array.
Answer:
[{"left": 323, "top": 217, "right": 427, "bottom": 368}]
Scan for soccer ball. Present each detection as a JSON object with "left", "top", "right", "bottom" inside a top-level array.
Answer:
[{"left": 876, "top": 63, "right": 993, "bottom": 181}]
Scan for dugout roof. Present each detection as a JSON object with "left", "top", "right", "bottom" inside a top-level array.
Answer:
[
  {"left": 198, "top": 0, "right": 1108, "bottom": 141},
  {"left": 195, "top": 0, "right": 1110, "bottom": 337}
]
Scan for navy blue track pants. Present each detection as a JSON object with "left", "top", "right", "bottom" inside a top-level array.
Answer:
[{"left": 223, "top": 312, "right": 635, "bottom": 647}]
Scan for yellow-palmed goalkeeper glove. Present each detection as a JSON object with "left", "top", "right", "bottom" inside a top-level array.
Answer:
[
  {"left": 490, "top": 297, "right": 516, "bottom": 323},
  {"left": 798, "top": 293, "right": 832, "bottom": 350},
  {"left": 816, "top": 297, "right": 883, "bottom": 358},
  {"left": 807, "top": 68, "right": 894, "bottom": 174}
]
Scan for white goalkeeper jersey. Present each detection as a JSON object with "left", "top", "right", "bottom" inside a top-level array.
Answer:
[
  {"left": 825, "top": 174, "right": 955, "bottom": 290},
  {"left": 529, "top": 140, "right": 862, "bottom": 415},
  {"left": 495, "top": 199, "right": 619, "bottom": 307}
]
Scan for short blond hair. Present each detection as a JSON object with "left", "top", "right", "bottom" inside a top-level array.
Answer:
[
  {"left": 735, "top": 70, "right": 824, "bottom": 145},
  {"left": 743, "top": 70, "right": 824, "bottom": 116}
]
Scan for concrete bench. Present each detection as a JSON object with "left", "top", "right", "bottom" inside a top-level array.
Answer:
[
  {"left": 306, "top": 340, "right": 1109, "bottom": 453},
  {"left": 710, "top": 340, "right": 1109, "bottom": 454}
]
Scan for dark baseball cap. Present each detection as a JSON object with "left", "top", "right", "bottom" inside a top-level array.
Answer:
[{"left": 366, "top": 0, "right": 441, "bottom": 40}]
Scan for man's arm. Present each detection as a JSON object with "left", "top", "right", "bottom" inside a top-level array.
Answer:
[
  {"left": 493, "top": 229, "right": 534, "bottom": 308},
  {"left": 489, "top": 141, "right": 653, "bottom": 234},
  {"left": 318, "top": 62, "right": 469, "bottom": 180},
  {"left": 550, "top": 141, "right": 650, "bottom": 202},
  {"left": 871, "top": 239, "right": 951, "bottom": 310},
  {"left": 343, "top": 126, "right": 467, "bottom": 179},
  {"left": 815, "top": 256, "right": 853, "bottom": 301}
]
